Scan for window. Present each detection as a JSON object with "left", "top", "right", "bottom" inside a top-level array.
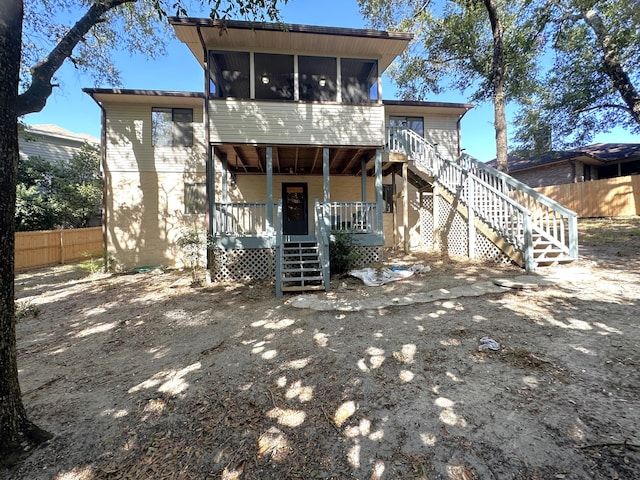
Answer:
[
  {"left": 389, "top": 116, "right": 424, "bottom": 138},
  {"left": 255, "top": 53, "right": 294, "bottom": 100},
  {"left": 299, "top": 56, "right": 337, "bottom": 102},
  {"left": 152, "top": 108, "right": 193, "bottom": 147},
  {"left": 383, "top": 184, "right": 395, "bottom": 213},
  {"left": 184, "top": 183, "right": 206, "bottom": 214},
  {"left": 341, "top": 58, "right": 378, "bottom": 103},
  {"left": 209, "top": 51, "right": 251, "bottom": 99}
]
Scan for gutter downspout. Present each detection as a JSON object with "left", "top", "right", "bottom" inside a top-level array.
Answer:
[
  {"left": 196, "top": 25, "right": 214, "bottom": 268},
  {"left": 84, "top": 91, "right": 108, "bottom": 269},
  {"left": 456, "top": 106, "right": 473, "bottom": 157}
]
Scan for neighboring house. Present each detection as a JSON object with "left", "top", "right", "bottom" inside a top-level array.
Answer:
[
  {"left": 488, "top": 143, "right": 640, "bottom": 188},
  {"left": 85, "top": 18, "right": 579, "bottom": 295},
  {"left": 19, "top": 124, "right": 99, "bottom": 164}
]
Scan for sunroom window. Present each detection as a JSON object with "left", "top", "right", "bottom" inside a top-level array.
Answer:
[
  {"left": 341, "top": 58, "right": 379, "bottom": 104},
  {"left": 209, "top": 51, "right": 251, "bottom": 99},
  {"left": 152, "top": 108, "right": 193, "bottom": 147},
  {"left": 255, "top": 53, "right": 294, "bottom": 101},
  {"left": 299, "top": 56, "right": 337, "bottom": 102}
]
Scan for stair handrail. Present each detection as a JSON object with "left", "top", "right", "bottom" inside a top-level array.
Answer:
[
  {"left": 314, "top": 199, "right": 331, "bottom": 292},
  {"left": 275, "top": 199, "right": 284, "bottom": 297},
  {"left": 387, "top": 126, "right": 578, "bottom": 266}
]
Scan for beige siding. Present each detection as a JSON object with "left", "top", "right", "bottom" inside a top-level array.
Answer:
[
  {"left": 210, "top": 100, "right": 385, "bottom": 146},
  {"left": 422, "top": 114, "right": 460, "bottom": 159},
  {"left": 105, "top": 102, "right": 206, "bottom": 173},
  {"left": 105, "top": 170, "right": 207, "bottom": 269}
]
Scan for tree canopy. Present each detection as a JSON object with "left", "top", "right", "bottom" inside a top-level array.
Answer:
[{"left": 1, "top": 0, "right": 286, "bottom": 464}]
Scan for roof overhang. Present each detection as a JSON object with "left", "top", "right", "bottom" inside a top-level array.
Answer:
[
  {"left": 83, "top": 88, "right": 205, "bottom": 106},
  {"left": 383, "top": 100, "right": 474, "bottom": 117},
  {"left": 168, "top": 17, "right": 413, "bottom": 73}
]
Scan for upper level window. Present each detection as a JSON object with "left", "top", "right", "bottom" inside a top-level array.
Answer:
[
  {"left": 255, "top": 53, "right": 294, "bottom": 101},
  {"left": 299, "top": 56, "right": 337, "bottom": 102},
  {"left": 389, "top": 116, "right": 424, "bottom": 138},
  {"left": 209, "top": 51, "right": 251, "bottom": 99},
  {"left": 152, "top": 108, "right": 193, "bottom": 147},
  {"left": 341, "top": 58, "right": 378, "bottom": 104}
]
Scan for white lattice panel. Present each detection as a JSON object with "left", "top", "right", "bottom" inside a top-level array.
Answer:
[
  {"left": 476, "top": 234, "right": 513, "bottom": 264},
  {"left": 436, "top": 196, "right": 469, "bottom": 257},
  {"left": 212, "top": 248, "right": 275, "bottom": 282},
  {"left": 419, "top": 193, "right": 434, "bottom": 249},
  {"left": 354, "top": 246, "right": 382, "bottom": 267}
]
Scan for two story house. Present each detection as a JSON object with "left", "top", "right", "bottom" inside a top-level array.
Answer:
[{"left": 85, "top": 18, "right": 579, "bottom": 295}]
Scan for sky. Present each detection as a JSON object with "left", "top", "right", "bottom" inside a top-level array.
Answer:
[{"left": 24, "top": 0, "right": 639, "bottom": 162}]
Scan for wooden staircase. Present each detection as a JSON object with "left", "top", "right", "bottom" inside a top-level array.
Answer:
[
  {"left": 386, "top": 126, "right": 579, "bottom": 271},
  {"left": 280, "top": 240, "right": 326, "bottom": 293}
]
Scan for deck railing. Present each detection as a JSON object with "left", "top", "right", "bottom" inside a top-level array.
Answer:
[
  {"left": 386, "top": 126, "right": 578, "bottom": 270},
  {"left": 326, "top": 202, "right": 379, "bottom": 233},
  {"left": 213, "top": 202, "right": 275, "bottom": 236}
]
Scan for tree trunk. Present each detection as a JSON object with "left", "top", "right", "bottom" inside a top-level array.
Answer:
[
  {"left": 583, "top": 8, "right": 640, "bottom": 127},
  {"left": 0, "top": 0, "right": 52, "bottom": 466},
  {"left": 483, "top": 0, "right": 509, "bottom": 172}
]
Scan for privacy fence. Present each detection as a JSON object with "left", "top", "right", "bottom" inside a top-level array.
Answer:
[
  {"left": 535, "top": 175, "right": 640, "bottom": 218},
  {"left": 15, "top": 227, "right": 103, "bottom": 271}
]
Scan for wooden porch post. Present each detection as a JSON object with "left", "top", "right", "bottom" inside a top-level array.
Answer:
[
  {"left": 403, "top": 162, "right": 409, "bottom": 253},
  {"left": 209, "top": 145, "right": 216, "bottom": 237},
  {"left": 375, "top": 149, "right": 383, "bottom": 234},
  {"left": 361, "top": 157, "right": 367, "bottom": 203},
  {"left": 220, "top": 152, "right": 228, "bottom": 204},
  {"left": 267, "top": 146, "right": 273, "bottom": 230},
  {"left": 392, "top": 170, "right": 397, "bottom": 250},
  {"left": 323, "top": 147, "right": 330, "bottom": 202}
]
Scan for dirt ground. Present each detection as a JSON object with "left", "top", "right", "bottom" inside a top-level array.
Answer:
[{"left": 4, "top": 217, "right": 640, "bottom": 480}]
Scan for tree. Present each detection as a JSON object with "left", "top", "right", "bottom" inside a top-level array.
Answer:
[
  {"left": 1, "top": 0, "right": 286, "bottom": 465},
  {"left": 514, "top": 0, "right": 640, "bottom": 150},
  {"left": 358, "top": 0, "right": 543, "bottom": 170},
  {"left": 15, "top": 144, "right": 102, "bottom": 231}
]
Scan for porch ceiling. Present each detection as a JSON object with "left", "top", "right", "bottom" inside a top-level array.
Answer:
[{"left": 216, "top": 145, "right": 381, "bottom": 176}]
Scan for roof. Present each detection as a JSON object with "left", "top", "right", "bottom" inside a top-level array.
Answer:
[
  {"left": 168, "top": 17, "right": 413, "bottom": 73},
  {"left": 83, "top": 88, "right": 205, "bottom": 106},
  {"left": 488, "top": 143, "right": 640, "bottom": 171},
  {"left": 24, "top": 124, "right": 99, "bottom": 145}
]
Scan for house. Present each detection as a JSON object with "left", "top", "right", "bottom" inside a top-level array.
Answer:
[
  {"left": 85, "top": 18, "right": 579, "bottom": 295},
  {"left": 489, "top": 143, "right": 640, "bottom": 188},
  {"left": 19, "top": 124, "right": 99, "bottom": 164}
]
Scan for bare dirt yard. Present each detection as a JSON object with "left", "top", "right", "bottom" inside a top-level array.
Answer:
[{"left": 4, "top": 217, "right": 640, "bottom": 480}]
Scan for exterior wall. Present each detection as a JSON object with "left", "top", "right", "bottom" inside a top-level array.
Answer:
[
  {"left": 103, "top": 101, "right": 207, "bottom": 270},
  {"left": 422, "top": 114, "right": 461, "bottom": 160},
  {"left": 19, "top": 129, "right": 97, "bottom": 164},
  {"left": 511, "top": 161, "right": 578, "bottom": 187},
  {"left": 210, "top": 100, "right": 385, "bottom": 146}
]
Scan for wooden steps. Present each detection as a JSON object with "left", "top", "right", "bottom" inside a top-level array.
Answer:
[{"left": 280, "top": 241, "right": 325, "bottom": 293}]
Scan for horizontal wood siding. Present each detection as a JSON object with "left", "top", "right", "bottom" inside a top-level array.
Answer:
[
  {"left": 106, "top": 171, "right": 207, "bottom": 269},
  {"left": 15, "top": 227, "right": 103, "bottom": 271},
  {"left": 535, "top": 175, "right": 640, "bottom": 217},
  {"left": 422, "top": 114, "right": 460, "bottom": 160},
  {"left": 19, "top": 135, "right": 89, "bottom": 164},
  {"left": 105, "top": 102, "right": 206, "bottom": 173},
  {"left": 209, "top": 100, "right": 385, "bottom": 146}
]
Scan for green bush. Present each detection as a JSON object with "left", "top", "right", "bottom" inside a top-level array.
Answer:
[{"left": 329, "top": 230, "right": 362, "bottom": 275}]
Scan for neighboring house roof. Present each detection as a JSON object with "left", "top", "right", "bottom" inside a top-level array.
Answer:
[
  {"left": 488, "top": 143, "right": 640, "bottom": 172},
  {"left": 19, "top": 124, "right": 99, "bottom": 164},
  {"left": 169, "top": 17, "right": 413, "bottom": 73}
]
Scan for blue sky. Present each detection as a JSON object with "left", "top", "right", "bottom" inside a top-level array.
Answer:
[{"left": 24, "top": 0, "right": 638, "bottom": 162}]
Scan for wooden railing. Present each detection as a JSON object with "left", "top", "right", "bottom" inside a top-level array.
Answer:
[
  {"left": 213, "top": 202, "right": 275, "bottom": 236},
  {"left": 386, "top": 126, "right": 579, "bottom": 270},
  {"left": 326, "top": 202, "right": 379, "bottom": 233}
]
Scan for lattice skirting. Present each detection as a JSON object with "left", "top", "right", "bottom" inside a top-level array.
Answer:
[
  {"left": 353, "top": 245, "right": 383, "bottom": 267},
  {"left": 211, "top": 248, "right": 275, "bottom": 282},
  {"left": 419, "top": 194, "right": 512, "bottom": 264},
  {"left": 211, "top": 245, "right": 383, "bottom": 282}
]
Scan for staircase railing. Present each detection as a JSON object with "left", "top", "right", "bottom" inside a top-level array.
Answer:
[
  {"left": 315, "top": 199, "right": 330, "bottom": 291},
  {"left": 386, "top": 126, "right": 578, "bottom": 270}
]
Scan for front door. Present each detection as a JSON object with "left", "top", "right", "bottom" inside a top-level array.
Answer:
[{"left": 282, "top": 183, "right": 308, "bottom": 235}]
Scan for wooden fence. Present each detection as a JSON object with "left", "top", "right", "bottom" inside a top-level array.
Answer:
[
  {"left": 535, "top": 175, "right": 640, "bottom": 218},
  {"left": 15, "top": 227, "right": 103, "bottom": 271}
]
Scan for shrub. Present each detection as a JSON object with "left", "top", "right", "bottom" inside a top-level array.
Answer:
[{"left": 329, "top": 230, "right": 362, "bottom": 275}]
